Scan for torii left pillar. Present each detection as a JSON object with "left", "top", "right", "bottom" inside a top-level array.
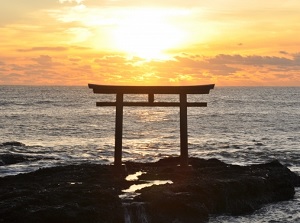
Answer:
[{"left": 115, "top": 93, "right": 123, "bottom": 168}]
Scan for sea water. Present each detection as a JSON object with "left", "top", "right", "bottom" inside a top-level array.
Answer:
[{"left": 0, "top": 86, "right": 299, "bottom": 222}]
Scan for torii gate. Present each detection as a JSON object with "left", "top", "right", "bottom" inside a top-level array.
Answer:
[{"left": 88, "top": 84, "right": 214, "bottom": 169}]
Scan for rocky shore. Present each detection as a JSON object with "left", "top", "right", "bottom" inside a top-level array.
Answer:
[{"left": 1, "top": 157, "right": 299, "bottom": 223}]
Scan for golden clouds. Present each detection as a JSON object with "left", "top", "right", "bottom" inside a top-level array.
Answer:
[
  {"left": 1, "top": 51, "right": 300, "bottom": 86},
  {"left": 0, "top": 1, "right": 300, "bottom": 85}
]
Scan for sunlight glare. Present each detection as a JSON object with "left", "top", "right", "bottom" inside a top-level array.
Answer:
[{"left": 112, "top": 9, "right": 185, "bottom": 60}]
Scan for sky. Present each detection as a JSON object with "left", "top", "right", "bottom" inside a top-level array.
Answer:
[{"left": 0, "top": 0, "right": 300, "bottom": 86}]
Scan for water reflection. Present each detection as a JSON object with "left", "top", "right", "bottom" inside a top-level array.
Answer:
[
  {"left": 123, "top": 180, "right": 173, "bottom": 194},
  {"left": 120, "top": 171, "right": 173, "bottom": 200},
  {"left": 125, "top": 171, "right": 145, "bottom": 181}
]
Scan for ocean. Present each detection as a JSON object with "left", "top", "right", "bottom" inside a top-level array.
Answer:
[{"left": 0, "top": 85, "right": 299, "bottom": 222}]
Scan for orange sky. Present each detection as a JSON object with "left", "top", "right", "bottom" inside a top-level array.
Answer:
[{"left": 1, "top": 0, "right": 300, "bottom": 86}]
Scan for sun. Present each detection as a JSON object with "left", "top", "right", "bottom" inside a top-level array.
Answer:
[{"left": 111, "top": 9, "right": 185, "bottom": 60}]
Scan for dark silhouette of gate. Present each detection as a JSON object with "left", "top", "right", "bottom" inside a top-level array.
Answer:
[{"left": 88, "top": 84, "right": 214, "bottom": 169}]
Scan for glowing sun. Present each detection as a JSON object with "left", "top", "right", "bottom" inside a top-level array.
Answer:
[{"left": 112, "top": 9, "right": 185, "bottom": 60}]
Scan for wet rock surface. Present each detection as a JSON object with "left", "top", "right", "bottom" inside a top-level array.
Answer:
[
  {"left": 129, "top": 157, "right": 300, "bottom": 222},
  {"left": 0, "top": 142, "right": 25, "bottom": 147},
  {"left": 1, "top": 157, "right": 299, "bottom": 223},
  {"left": 0, "top": 164, "right": 125, "bottom": 223},
  {"left": 0, "top": 142, "right": 41, "bottom": 166},
  {"left": 0, "top": 154, "right": 41, "bottom": 166}
]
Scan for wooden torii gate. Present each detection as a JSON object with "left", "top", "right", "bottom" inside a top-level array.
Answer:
[{"left": 88, "top": 84, "right": 214, "bottom": 169}]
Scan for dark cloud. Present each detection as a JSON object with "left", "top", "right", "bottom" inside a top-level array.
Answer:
[
  {"left": 71, "top": 46, "right": 91, "bottom": 50},
  {"left": 17, "top": 47, "right": 68, "bottom": 52},
  {"left": 208, "top": 54, "right": 297, "bottom": 67},
  {"left": 10, "top": 64, "right": 24, "bottom": 71},
  {"left": 32, "top": 55, "right": 61, "bottom": 67},
  {"left": 274, "top": 73, "right": 291, "bottom": 79},
  {"left": 0, "top": 73, "right": 23, "bottom": 83},
  {"left": 0, "top": 60, "right": 7, "bottom": 72},
  {"left": 94, "top": 55, "right": 128, "bottom": 64},
  {"left": 279, "top": 51, "right": 289, "bottom": 55},
  {"left": 69, "top": 64, "right": 92, "bottom": 73},
  {"left": 147, "top": 55, "right": 240, "bottom": 77},
  {"left": 69, "top": 57, "right": 82, "bottom": 62},
  {"left": 32, "top": 55, "right": 53, "bottom": 66},
  {"left": 293, "top": 53, "right": 300, "bottom": 61}
]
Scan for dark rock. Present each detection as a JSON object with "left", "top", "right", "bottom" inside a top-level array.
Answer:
[
  {"left": 1, "top": 141, "right": 25, "bottom": 147},
  {"left": 133, "top": 158, "right": 300, "bottom": 223},
  {"left": 0, "top": 157, "right": 299, "bottom": 223},
  {"left": 0, "top": 164, "right": 125, "bottom": 223},
  {"left": 0, "top": 154, "right": 30, "bottom": 166}
]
